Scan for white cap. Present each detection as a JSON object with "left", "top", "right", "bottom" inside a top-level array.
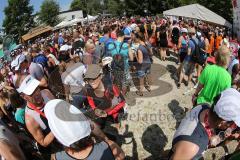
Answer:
[
  {"left": 60, "top": 45, "right": 72, "bottom": 51},
  {"left": 197, "top": 32, "right": 202, "bottom": 37},
  {"left": 11, "top": 54, "right": 26, "bottom": 71},
  {"left": 44, "top": 99, "right": 91, "bottom": 147},
  {"left": 214, "top": 88, "right": 240, "bottom": 127},
  {"left": 181, "top": 28, "right": 188, "bottom": 33},
  {"left": 17, "top": 75, "right": 40, "bottom": 95}
]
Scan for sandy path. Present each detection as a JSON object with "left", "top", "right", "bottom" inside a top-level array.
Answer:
[{"left": 116, "top": 54, "right": 239, "bottom": 160}]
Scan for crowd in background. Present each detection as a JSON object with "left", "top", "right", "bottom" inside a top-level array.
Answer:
[{"left": 0, "top": 15, "right": 240, "bottom": 160}]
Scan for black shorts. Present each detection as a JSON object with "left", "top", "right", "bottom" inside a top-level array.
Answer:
[{"left": 179, "top": 52, "right": 187, "bottom": 63}]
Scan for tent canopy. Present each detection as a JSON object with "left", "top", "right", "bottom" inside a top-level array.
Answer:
[{"left": 163, "top": 4, "right": 232, "bottom": 28}]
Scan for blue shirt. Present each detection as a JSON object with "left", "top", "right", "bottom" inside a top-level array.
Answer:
[
  {"left": 186, "top": 37, "right": 199, "bottom": 62},
  {"left": 123, "top": 26, "right": 132, "bottom": 36},
  {"left": 58, "top": 36, "right": 64, "bottom": 46}
]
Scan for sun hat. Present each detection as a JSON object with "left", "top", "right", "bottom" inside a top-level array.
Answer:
[
  {"left": 44, "top": 99, "right": 91, "bottom": 147},
  {"left": 83, "top": 64, "right": 102, "bottom": 80},
  {"left": 11, "top": 54, "right": 26, "bottom": 71},
  {"left": 214, "top": 88, "right": 240, "bottom": 127},
  {"left": 17, "top": 75, "right": 40, "bottom": 95}
]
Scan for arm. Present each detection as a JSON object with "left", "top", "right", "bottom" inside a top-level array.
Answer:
[
  {"left": 177, "top": 37, "right": 182, "bottom": 50},
  {"left": 25, "top": 115, "right": 55, "bottom": 147},
  {"left": 105, "top": 139, "right": 125, "bottom": 160},
  {"left": 63, "top": 84, "right": 70, "bottom": 102},
  {"left": 232, "top": 64, "right": 239, "bottom": 85},
  {"left": 128, "top": 47, "right": 134, "bottom": 62},
  {"left": 171, "top": 141, "right": 199, "bottom": 160},
  {"left": 0, "top": 139, "right": 25, "bottom": 160},
  {"left": 187, "top": 45, "right": 192, "bottom": 56},
  {"left": 136, "top": 49, "right": 143, "bottom": 64},
  {"left": 39, "top": 77, "right": 48, "bottom": 88},
  {"left": 90, "top": 121, "right": 109, "bottom": 141}
]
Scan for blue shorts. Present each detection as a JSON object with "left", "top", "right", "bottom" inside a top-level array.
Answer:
[{"left": 137, "top": 68, "right": 151, "bottom": 78}]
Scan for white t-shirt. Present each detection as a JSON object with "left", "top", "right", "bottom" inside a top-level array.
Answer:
[{"left": 61, "top": 62, "right": 86, "bottom": 94}]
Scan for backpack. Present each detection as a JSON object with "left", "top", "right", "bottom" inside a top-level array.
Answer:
[
  {"left": 33, "top": 54, "right": 49, "bottom": 77},
  {"left": 33, "top": 54, "right": 48, "bottom": 68},
  {"left": 111, "top": 42, "right": 125, "bottom": 71},
  {"left": 100, "top": 37, "right": 111, "bottom": 57},
  {"left": 190, "top": 38, "right": 207, "bottom": 65}
]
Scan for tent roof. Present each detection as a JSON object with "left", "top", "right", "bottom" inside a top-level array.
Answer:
[
  {"left": 163, "top": 4, "right": 232, "bottom": 28},
  {"left": 22, "top": 25, "right": 53, "bottom": 41}
]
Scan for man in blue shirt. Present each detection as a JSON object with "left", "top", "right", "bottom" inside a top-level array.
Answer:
[{"left": 99, "top": 26, "right": 114, "bottom": 57}]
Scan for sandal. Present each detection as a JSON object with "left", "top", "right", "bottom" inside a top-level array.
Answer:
[
  {"left": 145, "top": 86, "right": 151, "bottom": 92},
  {"left": 136, "top": 91, "right": 143, "bottom": 96}
]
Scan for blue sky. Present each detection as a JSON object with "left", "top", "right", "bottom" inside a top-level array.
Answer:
[{"left": 0, "top": 0, "right": 73, "bottom": 27}]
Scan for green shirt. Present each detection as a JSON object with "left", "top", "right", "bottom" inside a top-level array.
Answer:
[{"left": 197, "top": 65, "right": 231, "bottom": 105}]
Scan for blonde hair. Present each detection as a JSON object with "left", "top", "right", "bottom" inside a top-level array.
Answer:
[
  {"left": 215, "top": 46, "right": 231, "bottom": 67},
  {"left": 84, "top": 39, "right": 95, "bottom": 52}
]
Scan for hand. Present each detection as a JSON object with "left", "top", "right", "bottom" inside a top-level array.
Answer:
[
  {"left": 94, "top": 108, "right": 107, "bottom": 118},
  {"left": 106, "top": 139, "right": 125, "bottom": 160},
  {"left": 192, "top": 94, "right": 197, "bottom": 106},
  {"left": 230, "top": 133, "right": 240, "bottom": 139}
]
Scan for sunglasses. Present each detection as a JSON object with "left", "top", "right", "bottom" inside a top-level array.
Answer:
[{"left": 85, "top": 74, "right": 101, "bottom": 83}]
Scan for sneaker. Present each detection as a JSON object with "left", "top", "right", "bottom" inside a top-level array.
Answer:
[
  {"left": 177, "top": 83, "right": 181, "bottom": 89},
  {"left": 183, "top": 88, "right": 193, "bottom": 95},
  {"left": 194, "top": 82, "right": 199, "bottom": 89}
]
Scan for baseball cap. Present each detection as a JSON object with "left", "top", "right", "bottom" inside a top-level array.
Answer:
[
  {"left": 17, "top": 75, "right": 40, "bottom": 95},
  {"left": 44, "top": 99, "right": 91, "bottom": 147},
  {"left": 181, "top": 28, "right": 188, "bottom": 33},
  {"left": 60, "top": 45, "right": 72, "bottom": 52},
  {"left": 11, "top": 54, "right": 26, "bottom": 71},
  {"left": 83, "top": 64, "right": 102, "bottom": 80},
  {"left": 214, "top": 88, "right": 240, "bottom": 127}
]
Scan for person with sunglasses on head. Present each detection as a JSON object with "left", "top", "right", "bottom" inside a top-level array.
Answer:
[
  {"left": 169, "top": 88, "right": 240, "bottom": 160},
  {"left": 77, "top": 64, "right": 127, "bottom": 130}
]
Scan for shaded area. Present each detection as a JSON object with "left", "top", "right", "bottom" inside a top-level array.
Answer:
[
  {"left": 166, "top": 64, "right": 178, "bottom": 87},
  {"left": 168, "top": 99, "right": 186, "bottom": 129},
  {"left": 103, "top": 124, "right": 138, "bottom": 160},
  {"left": 141, "top": 124, "right": 168, "bottom": 160},
  {"left": 127, "top": 63, "right": 173, "bottom": 106}
]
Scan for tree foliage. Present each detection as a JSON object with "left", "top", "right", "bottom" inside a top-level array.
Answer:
[
  {"left": 69, "top": 0, "right": 232, "bottom": 22},
  {"left": 38, "top": 0, "right": 60, "bottom": 26},
  {"left": 3, "top": 0, "right": 34, "bottom": 40}
]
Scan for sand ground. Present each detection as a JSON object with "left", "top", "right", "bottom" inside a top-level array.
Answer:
[{"left": 113, "top": 54, "right": 239, "bottom": 160}]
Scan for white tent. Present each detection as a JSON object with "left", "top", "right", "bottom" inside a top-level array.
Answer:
[
  {"left": 163, "top": 4, "right": 232, "bottom": 28},
  {"left": 70, "top": 18, "right": 85, "bottom": 25},
  {"left": 54, "top": 21, "right": 72, "bottom": 29},
  {"left": 84, "top": 15, "right": 98, "bottom": 22}
]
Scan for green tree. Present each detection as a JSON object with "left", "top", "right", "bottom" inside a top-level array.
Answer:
[
  {"left": 3, "top": 0, "right": 34, "bottom": 40},
  {"left": 197, "top": 0, "right": 232, "bottom": 22},
  {"left": 107, "top": 0, "right": 124, "bottom": 16},
  {"left": 70, "top": 0, "right": 87, "bottom": 16},
  {"left": 38, "top": 0, "right": 60, "bottom": 26}
]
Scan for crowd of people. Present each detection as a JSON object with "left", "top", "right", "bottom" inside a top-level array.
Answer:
[{"left": 0, "top": 15, "right": 240, "bottom": 159}]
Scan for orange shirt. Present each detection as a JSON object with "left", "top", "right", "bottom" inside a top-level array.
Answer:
[
  {"left": 215, "top": 36, "right": 222, "bottom": 50},
  {"left": 208, "top": 36, "right": 215, "bottom": 55}
]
